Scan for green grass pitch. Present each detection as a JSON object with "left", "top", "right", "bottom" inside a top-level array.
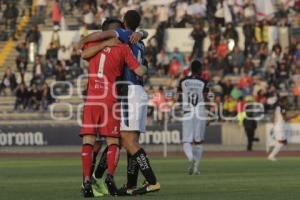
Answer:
[{"left": 0, "top": 156, "right": 300, "bottom": 200}]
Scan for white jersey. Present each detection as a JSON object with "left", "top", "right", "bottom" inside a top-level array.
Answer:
[
  {"left": 178, "top": 75, "right": 209, "bottom": 143},
  {"left": 178, "top": 75, "right": 209, "bottom": 112},
  {"left": 273, "top": 106, "right": 287, "bottom": 141}
]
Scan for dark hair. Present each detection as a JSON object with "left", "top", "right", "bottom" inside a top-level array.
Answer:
[
  {"left": 190, "top": 60, "right": 202, "bottom": 75},
  {"left": 102, "top": 17, "right": 123, "bottom": 31},
  {"left": 124, "top": 10, "right": 141, "bottom": 31}
]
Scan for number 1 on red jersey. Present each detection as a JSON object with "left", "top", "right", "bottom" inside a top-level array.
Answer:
[{"left": 98, "top": 53, "right": 106, "bottom": 78}]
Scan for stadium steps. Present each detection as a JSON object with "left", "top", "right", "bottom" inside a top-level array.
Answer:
[
  {"left": 0, "top": 102, "right": 84, "bottom": 112},
  {"left": 0, "top": 119, "right": 77, "bottom": 126},
  {"left": 0, "top": 111, "right": 76, "bottom": 120}
]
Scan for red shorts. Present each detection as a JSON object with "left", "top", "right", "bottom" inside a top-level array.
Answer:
[{"left": 80, "top": 102, "right": 120, "bottom": 138}]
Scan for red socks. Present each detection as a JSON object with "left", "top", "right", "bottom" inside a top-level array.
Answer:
[
  {"left": 81, "top": 144, "right": 93, "bottom": 182},
  {"left": 107, "top": 145, "right": 120, "bottom": 176}
]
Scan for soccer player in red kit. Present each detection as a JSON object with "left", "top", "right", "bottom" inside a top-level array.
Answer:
[{"left": 80, "top": 18, "right": 147, "bottom": 197}]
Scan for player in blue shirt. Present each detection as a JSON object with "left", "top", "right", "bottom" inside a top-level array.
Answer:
[{"left": 80, "top": 10, "right": 160, "bottom": 196}]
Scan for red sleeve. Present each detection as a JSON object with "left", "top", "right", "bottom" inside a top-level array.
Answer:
[{"left": 122, "top": 45, "right": 139, "bottom": 70}]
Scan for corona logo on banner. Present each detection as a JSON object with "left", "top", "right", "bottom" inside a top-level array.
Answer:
[{"left": 0, "top": 131, "right": 46, "bottom": 146}]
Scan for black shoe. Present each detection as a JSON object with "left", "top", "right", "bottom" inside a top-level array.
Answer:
[
  {"left": 253, "top": 138, "right": 260, "bottom": 142},
  {"left": 81, "top": 181, "right": 94, "bottom": 198},
  {"left": 117, "top": 184, "right": 136, "bottom": 196},
  {"left": 105, "top": 175, "right": 118, "bottom": 196}
]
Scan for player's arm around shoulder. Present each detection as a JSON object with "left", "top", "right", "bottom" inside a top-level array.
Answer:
[
  {"left": 80, "top": 30, "right": 118, "bottom": 47},
  {"left": 122, "top": 44, "right": 147, "bottom": 76},
  {"left": 81, "top": 38, "right": 121, "bottom": 60}
]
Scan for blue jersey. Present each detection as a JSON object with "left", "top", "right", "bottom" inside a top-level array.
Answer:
[{"left": 115, "top": 28, "right": 145, "bottom": 86}]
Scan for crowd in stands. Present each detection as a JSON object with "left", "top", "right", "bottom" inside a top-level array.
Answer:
[
  {"left": 1, "top": 0, "right": 300, "bottom": 120},
  {"left": 41, "top": 0, "right": 300, "bottom": 30}
]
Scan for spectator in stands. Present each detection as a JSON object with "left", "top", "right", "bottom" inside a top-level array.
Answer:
[
  {"left": 45, "top": 58, "right": 55, "bottom": 78},
  {"left": 145, "top": 39, "right": 158, "bottom": 68},
  {"left": 58, "top": 45, "right": 71, "bottom": 67},
  {"left": 223, "top": 22, "right": 239, "bottom": 43},
  {"left": 55, "top": 62, "right": 66, "bottom": 81},
  {"left": 152, "top": 86, "right": 167, "bottom": 126},
  {"left": 26, "top": 25, "right": 41, "bottom": 60},
  {"left": 40, "top": 82, "right": 54, "bottom": 110},
  {"left": 255, "top": 20, "right": 269, "bottom": 43},
  {"left": 190, "top": 22, "right": 206, "bottom": 59},
  {"left": 36, "top": 0, "right": 47, "bottom": 24},
  {"left": 154, "top": 22, "right": 167, "bottom": 52},
  {"left": 244, "top": 56, "right": 256, "bottom": 75},
  {"left": 187, "top": 0, "right": 207, "bottom": 20},
  {"left": 16, "top": 42, "right": 29, "bottom": 75},
  {"left": 156, "top": 49, "right": 170, "bottom": 76},
  {"left": 228, "top": 46, "right": 245, "bottom": 74},
  {"left": 70, "top": 44, "right": 82, "bottom": 68},
  {"left": 26, "top": 25, "right": 41, "bottom": 45},
  {"left": 3, "top": 3, "right": 18, "bottom": 34},
  {"left": 82, "top": 3, "right": 95, "bottom": 30},
  {"left": 156, "top": 5, "right": 169, "bottom": 26},
  {"left": 223, "top": 95, "right": 237, "bottom": 117},
  {"left": 50, "top": 26, "right": 61, "bottom": 49},
  {"left": 292, "top": 69, "right": 300, "bottom": 109},
  {"left": 170, "top": 47, "right": 184, "bottom": 65},
  {"left": 295, "top": 43, "right": 300, "bottom": 61},
  {"left": 28, "top": 83, "right": 41, "bottom": 110},
  {"left": 0, "top": 26, "right": 8, "bottom": 41},
  {"left": 0, "top": 67, "right": 17, "bottom": 96},
  {"left": 14, "top": 83, "right": 29, "bottom": 110},
  {"left": 174, "top": 0, "right": 189, "bottom": 27},
  {"left": 243, "top": 20, "right": 255, "bottom": 56},
  {"left": 221, "top": 78, "right": 233, "bottom": 97},
  {"left": 256, "top": 42, "right": 269, "bottom": 66},
  {"left": 46, "top": 42, "right": 59, "bottom": 61},
  {"left": 169, "top": 57, "right": 181, "bottom": 78},
  {"left": 243, "top": 1, "right": 256, "bottom": 22},
  {"left": 52, "top": 0, "right": 62, "bottom": 26},
  {"left": 31, "top": 56, "right": 45, "bottom": 86},
  {"left": 214, "top": 0, "right": 226, "bottom": 27}
]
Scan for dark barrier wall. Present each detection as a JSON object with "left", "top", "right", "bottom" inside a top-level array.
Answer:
[{"left": 0, "top": 124, "right": 221, "bottom": 146}]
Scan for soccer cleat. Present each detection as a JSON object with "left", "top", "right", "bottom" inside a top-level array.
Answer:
[
  {"left": 188, "top": 160, "right": 195, "bottom": 175},
  {"left": 117, "top": 184, "right": 136, "bottom": 196},
  {"left": 132, "top": 182, "right": 160, "bottom": 195},
  {"left": 105, "top": 174, "right": 119, "bottom": 196},
  {"left": 194, "top": 170, "right": 201, "bottom": 175},
  {"left": 91, "top": 176, "right": 108, "bottom": 197},
  {"left": 81, "top": 181, "right": 94, "bottom": 198},
  {"left": 193, "top": 163, "right": 200, "bottom": 175},
  {"left": 268, "top": 156, "right": 277, "bottom": 162}
]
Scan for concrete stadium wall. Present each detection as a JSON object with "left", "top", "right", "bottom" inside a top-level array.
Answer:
[{"left": 39, "top": 26, "right": 290, "bottom": 55}]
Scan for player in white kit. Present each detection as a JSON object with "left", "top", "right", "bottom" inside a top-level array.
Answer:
[
  {"left": 268, "top": 98, "right": 293, "bottom": 161},
  {"left": 177, "top": 60, "right": 210, "bottom": 175}
]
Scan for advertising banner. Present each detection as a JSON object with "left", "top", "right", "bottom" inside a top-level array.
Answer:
[{"left": 0, "top": 124, "right": 221, "bottom": 146}]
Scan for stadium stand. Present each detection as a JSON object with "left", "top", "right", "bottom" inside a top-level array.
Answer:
[{"left": 1, "top": 0, "right": 300, "bottom": 127}]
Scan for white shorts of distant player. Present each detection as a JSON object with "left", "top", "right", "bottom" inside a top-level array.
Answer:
[
  {"left": 182, "top": 106, "right": 207, "bottom": 143},
  {"left": 268, "top": 122, "right": 287, "bottom": 161},
  {"left": 273, "top": 122, "right": 287, "bottom": 142},
  {"left": 120, "top": 85, "right": 148, "bottom": 133}
]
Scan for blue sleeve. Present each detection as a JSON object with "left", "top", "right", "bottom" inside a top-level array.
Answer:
[{"left": 115, "top": 28, "right": 131, "bottom": 43}]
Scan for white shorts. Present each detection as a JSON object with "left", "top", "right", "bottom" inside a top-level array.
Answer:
[
  {"left": 182, "top": 108, "right": 206, "bottom": 143},
  {"left": 120, "top": 85, "right": 148, "bottom": 133},
  {"left": 273, "top": 123, "right": 287, "bottom": 141}
]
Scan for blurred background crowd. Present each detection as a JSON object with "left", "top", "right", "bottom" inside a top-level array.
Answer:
[{"left": 0, "top": 0, "right": 300, "bottom": 124}]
